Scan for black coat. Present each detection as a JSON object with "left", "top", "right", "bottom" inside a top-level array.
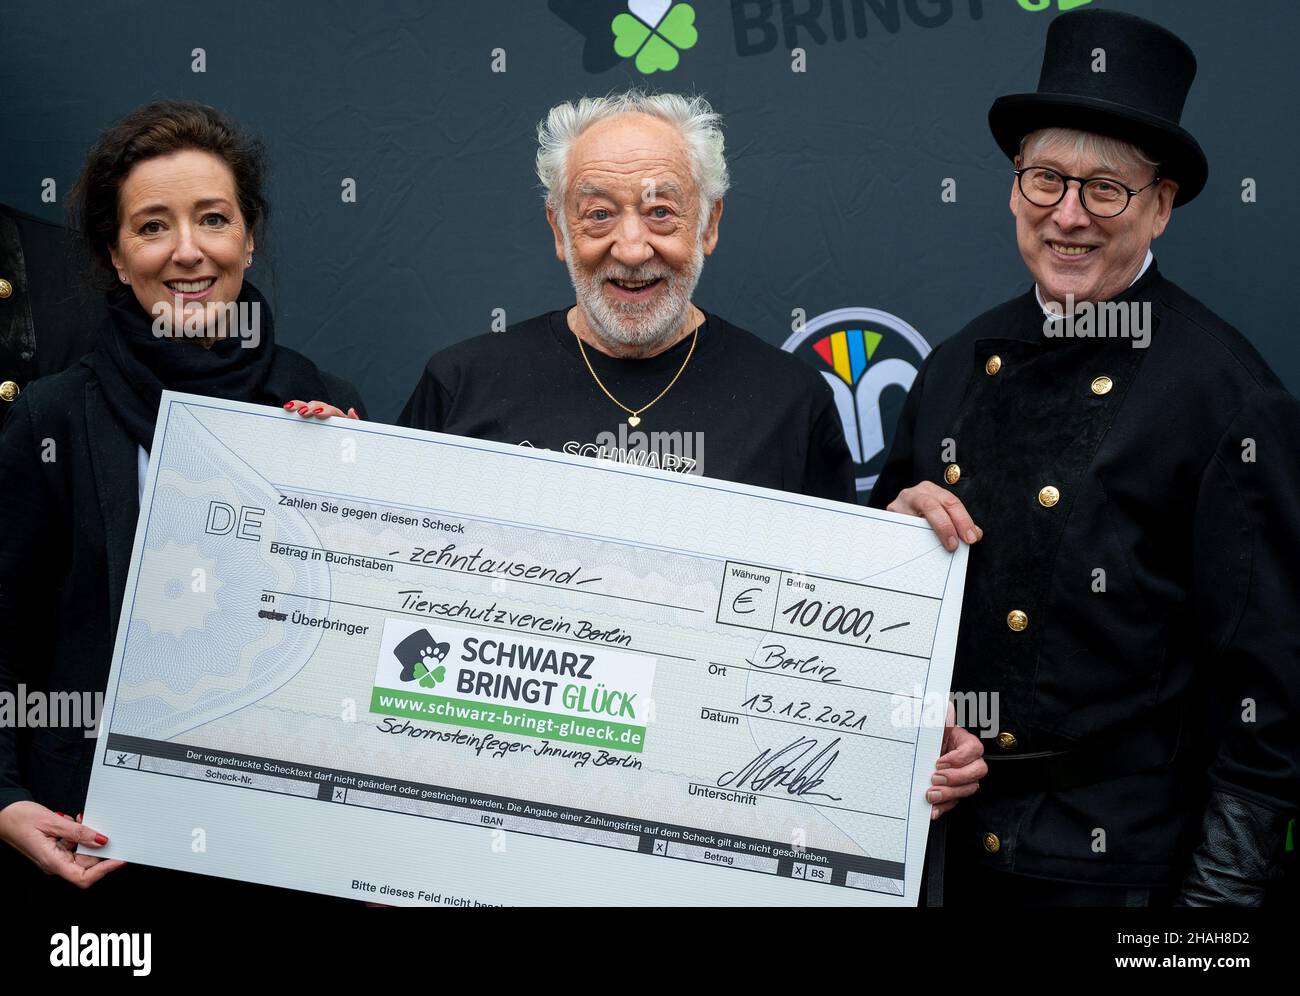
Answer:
[
  {"left": 0, "top": 351, "right": 363, "bottom": 903},
  {"left": 0, "top": 204, "right": 95, "bottom": 398},
  {"left": 870, "top": 262, "right": 1300, "bottom": 888}
]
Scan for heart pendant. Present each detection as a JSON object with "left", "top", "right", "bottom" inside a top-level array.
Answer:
[{"left": 627, "top": 415, "right": 641, "bottom": 427}]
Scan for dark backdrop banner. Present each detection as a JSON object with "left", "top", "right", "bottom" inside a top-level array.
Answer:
[{"left": 2, "top": 0, "right": 1295, "bottom": 499}]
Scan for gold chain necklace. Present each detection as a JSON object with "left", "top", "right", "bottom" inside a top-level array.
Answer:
[{"left": 573, "top": 325, "right": 698, "bottom": 427}]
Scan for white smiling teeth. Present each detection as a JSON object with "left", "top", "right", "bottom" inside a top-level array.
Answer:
[{"left": 167, "top": 279, "right": 215, "bottom": 292}]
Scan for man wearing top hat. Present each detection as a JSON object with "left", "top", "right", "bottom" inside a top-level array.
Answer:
[{"left": 871, "top": 8, "right": 1300, "bottom": 905}]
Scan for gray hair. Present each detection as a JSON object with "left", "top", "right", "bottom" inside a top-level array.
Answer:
[
  {"left": 1019, "top": 127, "right": 1160, "bottom": 178},
  {"left": 536, "top": 89, "right": 729, "bottom": 234}
]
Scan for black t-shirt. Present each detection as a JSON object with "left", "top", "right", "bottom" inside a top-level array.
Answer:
[{"left": 397, "top": 309, "right": 856, "bottom": 502}]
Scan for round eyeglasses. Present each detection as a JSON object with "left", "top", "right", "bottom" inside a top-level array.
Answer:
[{"left": 1014, "top": 166, "right": 1161, "bottom": 219}]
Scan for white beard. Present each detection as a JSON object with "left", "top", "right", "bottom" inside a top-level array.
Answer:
[{"left": 564, "top": 236, "right": 704, "bottom": 351}]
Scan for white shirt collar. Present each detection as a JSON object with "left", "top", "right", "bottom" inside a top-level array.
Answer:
[{"left": 1036, "top": 248, "right": 1154, "bottom": 318}]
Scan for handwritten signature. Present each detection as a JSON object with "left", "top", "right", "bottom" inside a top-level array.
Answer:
[{"left": 717, "top": 736, "right": 843, "bottom": 801}]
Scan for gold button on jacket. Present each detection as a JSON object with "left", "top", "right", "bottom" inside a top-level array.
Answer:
[
  {"left": 0, "top": 278, "right": 12, "bottom": 299},
  {"left": 985, "top": 355, "right": 1002, "bottom": 375},
  {"left": 982, "top": 833, "right": 1002, "bottom": 854},
  {"left": 1091, "top": 375, "right": 1114, "bottom": 396},
  {"left": 1038, "top": 485, "right": 1060, "bottom": 507},
  {"left": 0, "top": 380, "right": 19, "bottom": 403},
  {"left": 944, "top": 463, "right": 961, "bottom": 485},
  {"left": 1007, "top": 609, "right": 1029, "bottom": 632},
  {"left": 996, "top": 731, "right": 1018, "bottom": 750}
]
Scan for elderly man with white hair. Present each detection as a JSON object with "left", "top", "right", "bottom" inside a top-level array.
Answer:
[
  {"left": 871, "top": 9, "right": 1300, "bottom": 906},
  {"left": 394, "top": 90, "right": 857, "bottom": 496}
]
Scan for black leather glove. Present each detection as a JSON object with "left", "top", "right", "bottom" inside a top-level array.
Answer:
[{"left": 1175, "top": 790, "right": 1288, "bottom": 906}]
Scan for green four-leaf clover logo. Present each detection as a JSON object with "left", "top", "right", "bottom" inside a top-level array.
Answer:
[
  {"left": 414, "top": 659, "right": 446, "bottom": 690},
  {"left": 612, "top": 1, "right": 698, "bottom": 74}
]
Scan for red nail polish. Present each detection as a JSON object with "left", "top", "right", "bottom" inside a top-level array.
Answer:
[
  {"left": 55, "top": 811, "right": 64, "bottom": 817},
  {"left": 76, "top": 813, "right": 83, "bottom": 821},
  {"left": 312, "top": 407, "right": 325, "bottom": 415},
  {"left": 94, "top": 834, "right": 108, "bottom": 845},
  {"left": 283, "top": 401, "right": 296, "bottom": 410}
]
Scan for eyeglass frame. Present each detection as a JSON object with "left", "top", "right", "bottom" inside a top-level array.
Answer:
[{"left": 1013, "top": 165, "right": 1163, "bottom": 218}]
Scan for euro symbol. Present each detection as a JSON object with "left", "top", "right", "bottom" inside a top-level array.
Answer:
[{"left": 732, "top": 587, "right": 762, "bottom": 614}]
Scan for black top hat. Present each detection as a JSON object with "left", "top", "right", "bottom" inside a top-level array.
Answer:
[{"left": 989, "top": 9, "right": 1207, "bottom": 207}]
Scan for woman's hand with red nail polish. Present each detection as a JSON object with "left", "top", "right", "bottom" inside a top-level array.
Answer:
[
  {"left": 0, "top": 801, "right": 126, "bottom": 888},
  {"left": 288, "top": 400, "right": 353, "bottom": 421}
]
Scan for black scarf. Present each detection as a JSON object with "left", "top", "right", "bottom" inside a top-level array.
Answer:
[{"left": 85, "top": 281, "right": 331, "bottom": 451}]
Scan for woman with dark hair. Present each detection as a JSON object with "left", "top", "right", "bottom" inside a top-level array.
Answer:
[{"left": 0, "top": 100, "right": 364, "bottom": 899}]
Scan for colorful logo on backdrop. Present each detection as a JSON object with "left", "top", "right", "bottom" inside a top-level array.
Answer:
[
  {"left": 782, "top": 308, "right": 931, "bottom": 501},
  {"left": 550, "top": 0, "right": 698, "bottom": 74}
]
